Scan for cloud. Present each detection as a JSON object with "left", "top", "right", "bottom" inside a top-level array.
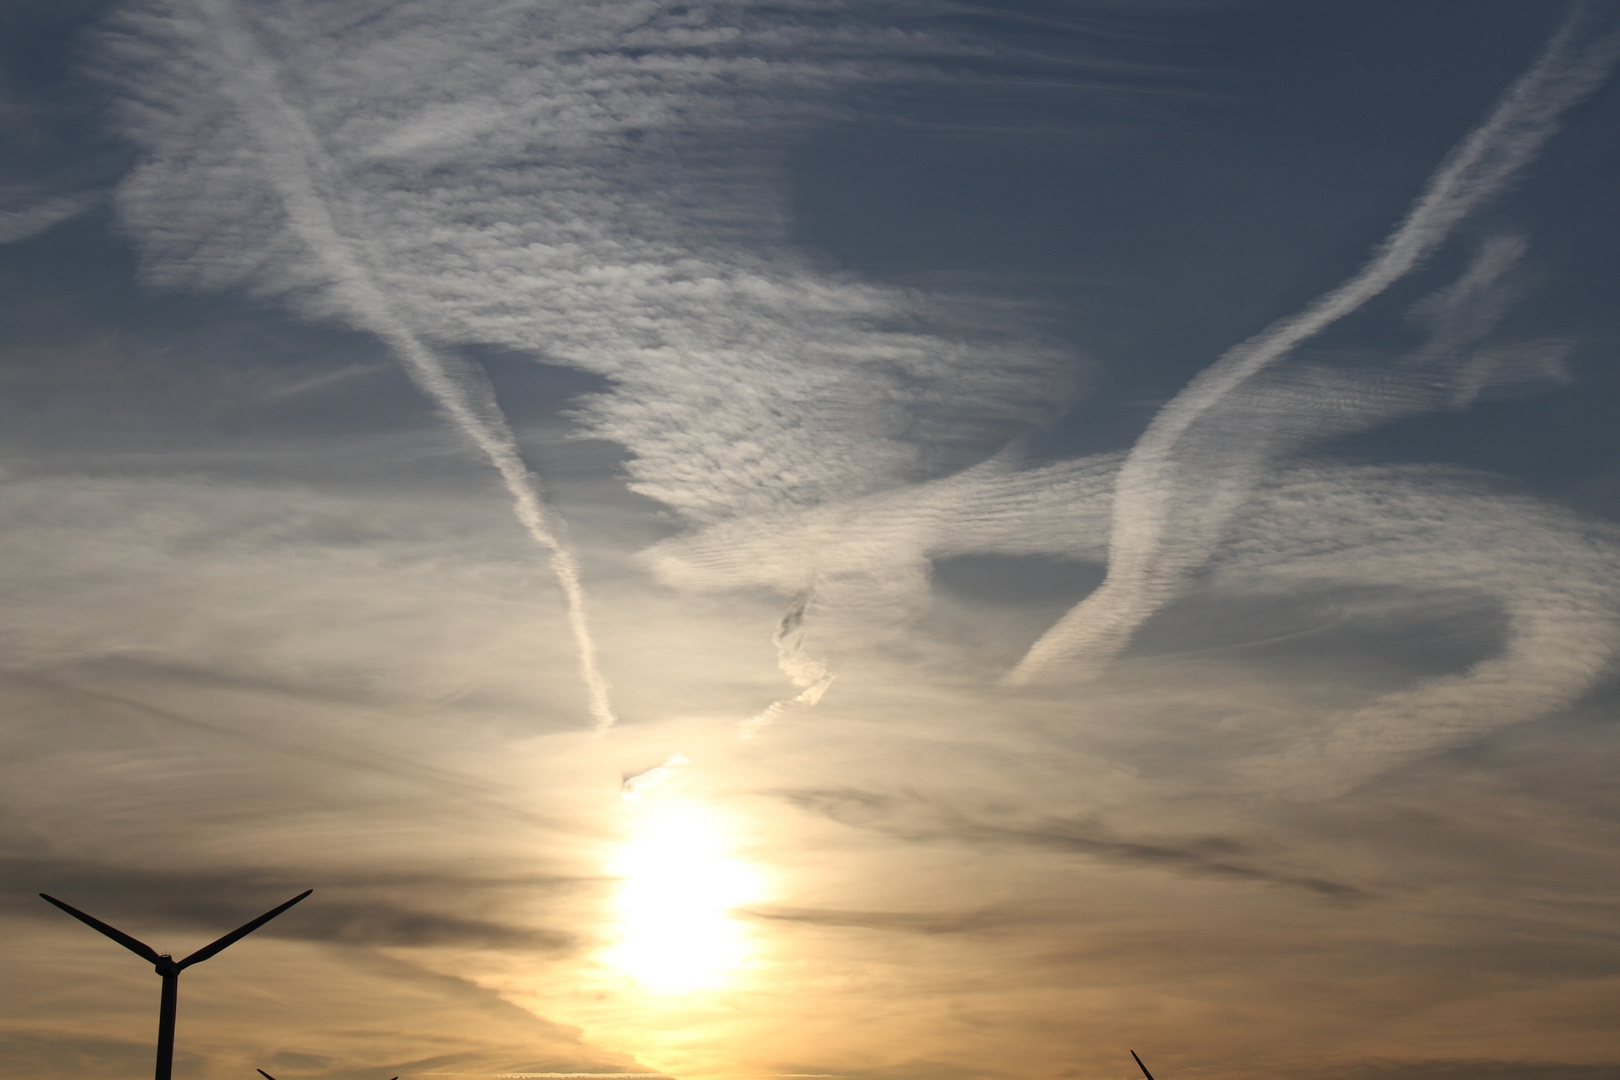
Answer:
[
  {"left": 1009, "top": 0, "right": 1620, "bottom": 684},
  {"left": 654, "top": 450, "right": 1620, "bottom": 792},
  {"left": 104, "top": 0, "right": 660, "bottom": 730},
  {"left": 2, "top": 921, "right": 642, "bottom": 1080},
  {"left": 740, "top": 595, "right": 834, "bottom": 737},
  {"left": 0, "top": 192, "right": 99, "bottom": 243},
  {"left": 48, "top": 0, "right": 1620, "bottom": 811},
  {"left": 742, "top": 904, "right": 1017, "bottom": 936},
  {"left": 1316, "top": 1063, "right": 1620, "bottom": 1080},
  {"left": 780, "top": 787, "right": 1376, "bottom": 900},
  {"left": 0, "top": 1033, "right": 157, "bottom": 1080},
  {"left": 97, "top": 0, "right": 1080, "bottom": 713},
  {"left": 100, "top": 0, "right": 1076, "bottom": 519},
  {"left": 620, "top": 752, "right": 690, "bottom": 801},
  {"left": 614, "top": 34, "right": 1620, "bottom": 787},
  {"left": 643, "top": 451, "right": 1117, "bottom": 658},
  {"left": 5, "top": 854, "right": 579, "bottom": 951},
  {"left": 0, "top": 468, "right": 614, "bottom": 719},
  {"left": 249, "top": 902, "right": 574, "bottom": 951},
  {"left": 1224, "top": 464, "right": 1620, "bottom": 796},
  {"left": 11, "top": 5, "right": 1615, "bottom": 1075}
]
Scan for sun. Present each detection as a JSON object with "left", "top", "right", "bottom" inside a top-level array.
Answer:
[{"left": 602, "top": 800, "right": 765, "bottom": 994}]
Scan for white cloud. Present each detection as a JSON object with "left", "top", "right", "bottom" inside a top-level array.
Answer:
[
  {"left": 650, "top": 451, "right": 1620, "bottom": 793},
  {"left": 99, "top": 0, "right": 1077, "bottom": 718},
  {"left": 103, "top": 0, "right": 1071, "bottom": 522},
  {"left": 1008, "top": 1, "right": 1620, "bottom": 684},
  {"left": 91, "top": 0, "right": 1620, "bottom": 792},
  {"left": 1225, "top": 464, "right": 1620, "bottom": 797}
]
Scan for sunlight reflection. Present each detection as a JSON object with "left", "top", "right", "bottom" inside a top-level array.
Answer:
[{"left": 603, "top": 800, "right": 764, "bottom": 994}]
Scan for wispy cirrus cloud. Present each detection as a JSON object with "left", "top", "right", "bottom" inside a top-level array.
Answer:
[
  {"left": 1222, "top": 464, "right": 1620, "bottom": 796},
  {"left": 97, "top": 0, "right": 1079, "bottom": 720},
  {"left": 91, "top": 0, "right": 1620, "bottom": 795},
  {"left": 639, "top": 1, "right": 1620, "bottom": 789},
  {"left": 0, "top": 192, "right": 99, "bottom": 243},
  {"left": 780, "top": 786, "right": 1376, "bottom": 900},
  {"left": 8, "top": 3, "right": 1615, "bottom": 1075},
  {"left": 1008, "top": 0, "right": 1620, "bottom": 684},
  {"left": 6, "top": 852, "right": 576, "bottom": 950},
  {"left": 654, "top": 450, "right": 1620, "bottom": 793}
]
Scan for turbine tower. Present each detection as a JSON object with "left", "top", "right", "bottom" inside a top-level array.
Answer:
[{"left": 40, "top": 889, "right": 312, "bottom": 1080}]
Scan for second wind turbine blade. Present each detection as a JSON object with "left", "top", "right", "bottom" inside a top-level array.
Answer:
[
  {"left": 177, "top": 889, "right": 312, "bottom": 970},
  {"left": 1130, "top": 1050, "right": 1157, "bottom": 1080},
  {"left": 38, "top": 893, "right": 162, "bottom": 965},
  {"left": 257, "top": 1071, "right": 278, "bottom": 1080}
]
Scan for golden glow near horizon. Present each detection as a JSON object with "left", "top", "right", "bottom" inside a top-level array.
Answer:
[{"left": 603, "top": 799, "right": 765, "bottom": 994}]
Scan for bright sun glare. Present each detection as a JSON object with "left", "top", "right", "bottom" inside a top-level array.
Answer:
[{"left": 603, "top": 801, "right": 764, "bottom": 994}]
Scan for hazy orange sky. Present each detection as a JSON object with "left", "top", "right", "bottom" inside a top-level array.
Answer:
[{"left": 3, "top": 2, "right": 1620, "bottom": 1079}]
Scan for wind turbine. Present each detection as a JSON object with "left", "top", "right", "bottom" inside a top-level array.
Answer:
[
  {"left": 40, "top": 889, "right": 313, "bottom": 1080},
  {"left": 1130, "top": 1050, "right": 1158, "bottom": 1080}
]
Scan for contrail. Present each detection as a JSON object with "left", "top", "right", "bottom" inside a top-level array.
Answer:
[
  {"left": 0, "top": 193, "right": 99, "bottom": 244},
  {"left": 183, "top": 0, "right": 615, "bottom": 728},
  {"left": 621, "top": 753, "right": 690, "bottom": 801},
  {"left": 740, "top": 675, "right": 833, "bottom": 740},
  {"left": 1009, "top": 0, "right": 1620, "bottom": 685},
  {"left": 741, "top": 591, "right": 834, "bottom": 738}
]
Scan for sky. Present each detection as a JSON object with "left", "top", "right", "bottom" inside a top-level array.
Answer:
[{"left": 3, "top": 1, "right": 1620, "bottom": 1079}]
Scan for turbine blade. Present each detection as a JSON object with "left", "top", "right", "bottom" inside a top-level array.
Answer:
[
  {"left": 1130, "top": 1050, "right": 1156, "bottom": 1080},
  {"left": 257, "top": 1071, "right": 278, "bottom": 1080},
  {"left": 39, "top": 894, "right": 162, "bottom": 965},
  {"left": 177, "top": 890, "right": 312, "bottom": 970}
]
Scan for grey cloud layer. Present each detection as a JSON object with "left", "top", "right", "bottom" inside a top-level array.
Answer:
[
  {"left": 8, "top": 853, "right": 575, "bottom": 950},
  {"left": 780, "top": 787, "right": 1375, "bottom": 900}
]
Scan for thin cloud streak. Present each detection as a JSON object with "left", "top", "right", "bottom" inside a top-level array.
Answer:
[
  {"left": 742, "top": 905, "right": 1017, "bottom": 936},
  {"left": 1224, "top": 464, "right": 1620, "bottom": 796},
  {"left": 8, "top": 4, "right": 1616, "bottom": 1075},
  {"left": 102, "top": 0, "right": 1075, "bottom": 723},
  {"left": 781, "top": 787, "right": 1377, "bottom": 901},
  {"left": 1, "top": 672, "right": 568, "bottom": 828},
  {"left": 0, "top": 192, "right": 99, "bottom": 244},
  {"left": 4, "top": 853, "right": 575, "bottom": 950},
  {"left": 655, "top": 452, "right": 1620, "bottom": 791},
  {"left": 113, "top": 0, "right": 615, "bottom": 729},
  {"left": 620, "top": 753, "right": 690, "bottom": 801},
  {"left": 740, "top": 594, "right": 835, "bottom": 738},
  {"left": 1009, "top": 0, "right": 1620, "bottom": 684},
  {"left": 90, "top": 0, "right": 1620, "bottom": 797}
]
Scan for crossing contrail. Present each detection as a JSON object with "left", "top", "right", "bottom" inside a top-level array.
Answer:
[
  {"left": 146, "top": 0, "right": 616, "bottom": 728},
  {"left": 1010, "top": 0, "right": 1620, "bottom": 685}
]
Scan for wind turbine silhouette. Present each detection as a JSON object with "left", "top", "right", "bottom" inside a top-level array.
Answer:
[
  {"left": 40, "top": 889, "right": 312, "bottom": 1080},
  {"left": 1130, "top": 1050, "right": 1157, "bottom": 1080}
]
